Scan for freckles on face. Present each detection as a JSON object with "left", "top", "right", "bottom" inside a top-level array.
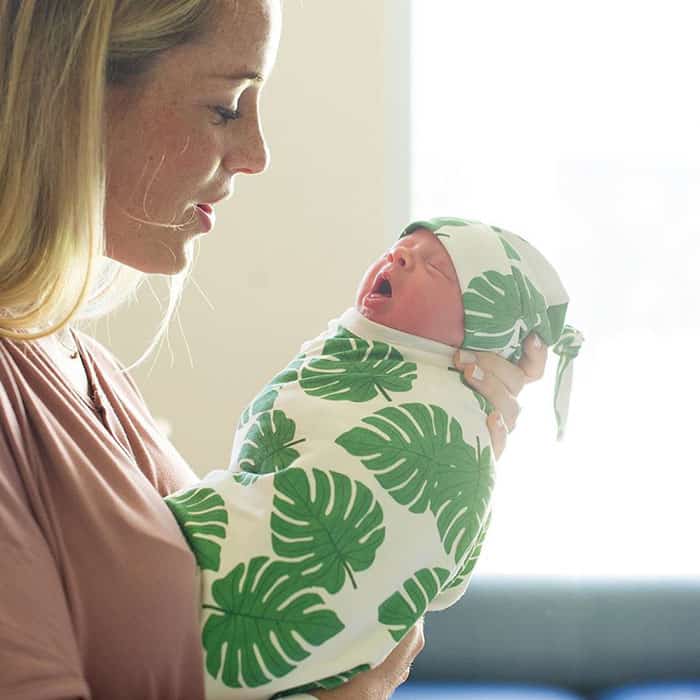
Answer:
[
  {"left": 103, "top": 0, "right": 281, "bottom": 275},
  {"left": 355, "top": 229, "right": 465, "bottom": 347}
]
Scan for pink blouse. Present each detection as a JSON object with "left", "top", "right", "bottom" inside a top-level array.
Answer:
[{"left": 0, "top": 329, "right": 205, "bottom": 699}]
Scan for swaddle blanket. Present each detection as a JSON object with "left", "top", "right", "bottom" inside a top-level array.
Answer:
[
  {"left": 165, "top": 217, "right": 583, "bottom": 699},
  {"left": 166, "top": 308, "right": 496, "bottom": 700}
]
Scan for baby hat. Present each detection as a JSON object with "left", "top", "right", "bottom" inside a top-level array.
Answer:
[{"left": 399, "top": 216, "right": 584, "bottom": 441}]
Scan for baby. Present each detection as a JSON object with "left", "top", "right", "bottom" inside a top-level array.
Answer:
[{"left": 165, "top": 217, "right": 583, "bottom": 700}]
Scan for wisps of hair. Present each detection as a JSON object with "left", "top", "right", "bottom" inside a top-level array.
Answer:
[{"left": 0, "top": 0, "right": 218, "bottom": 370}]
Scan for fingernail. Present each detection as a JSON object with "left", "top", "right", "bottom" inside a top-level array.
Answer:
[
  {"left": 471, "top": 365, "right": 485, "bottom": 381},
  {"left": 494, "top": 412, "right": 506, "bottom": 431},
  {"left": 459, "top": 349, "right": 477, "bottom": 365},
  {"left": 532, "top": 334, "right": 542, "bottom": 349}
]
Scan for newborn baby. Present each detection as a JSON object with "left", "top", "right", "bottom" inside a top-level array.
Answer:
[{"left": 165, "top": 217, "right": 583, "bottom": 700}]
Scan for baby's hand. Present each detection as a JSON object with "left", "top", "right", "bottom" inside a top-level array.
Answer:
[{"left": 452, "top": 332, "right": 548, "bottom": 460}]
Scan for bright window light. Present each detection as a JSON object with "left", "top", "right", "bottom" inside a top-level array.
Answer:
[{"left": 410, "top": 0, "right": 700, "bottom": 577}]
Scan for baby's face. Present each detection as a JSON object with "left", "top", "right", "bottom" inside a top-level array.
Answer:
[{"left": 355, "top": 228, "right": 464, "bottom": 347}]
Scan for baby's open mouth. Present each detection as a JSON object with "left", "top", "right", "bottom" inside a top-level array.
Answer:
[{"left": 370, "top": 274, "right": 392, "bottom": 297}]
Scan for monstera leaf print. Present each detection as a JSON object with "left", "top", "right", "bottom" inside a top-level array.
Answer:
[
  {"left": 271, "top": 468, "right": 385, "bottom": 593},
  {"left": 498, "top": 235, "right": 521, "bottom": 261},
  {"left": 238, "top": 355, "right": 306, "bottom": 428},
  {"left": 238, "top": 386, "right": 279, "bottom": 429},
  {"left": 231, "top": 471, "right": 261, "bottom": 487},
  {"left": 271, "top": 663, "right": 372, "bottom": 699},
  {"left": 442, "top": 511, "right": 491, "bottom": 591},
  {"left": 300, "top": 327, "right": 417, "bottom": 402},
  {"left": 378, "top": 567, "right": 451, "bottom": 642},
  {"left": 165, "top": 487, "right": 228, "bottom": 571},
  {"left": 511, "top": 266, "right": 548, "bottom": 336},
  {"left": 202, "top": 556, "right": 344, "bottom": 689},
  {"left": 462, "top": 266, "right": 548, "bottom": 357},
  {"left": 462, "top": 270, "right": 522, "bottom": 351},
  {"left": 336, "top": 403, "right": 494, "bottom": 561},
  {"left": 268, "top": 354, "right": 306, "bottom": 386},
  {"left": 237, "top": 410, "right": 306, "bottom": 474}
]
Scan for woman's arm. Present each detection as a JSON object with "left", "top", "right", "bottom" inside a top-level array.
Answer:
[{"left": 453, "top": 332, "right": 548, "bottom": 458}]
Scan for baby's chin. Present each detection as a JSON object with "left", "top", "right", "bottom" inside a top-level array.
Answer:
[
  {"left": 355, "top": 297, "right": 392, "bottom": 325},
  {"left": 354, "top": 301, "right": 462, "bottom": 348}
]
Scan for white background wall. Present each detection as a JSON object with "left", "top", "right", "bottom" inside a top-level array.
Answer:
[
  {"left": 410, "top": 0, "right": 700, "bottom": 577},
  {"left": 92, "top": 1, "right": 410, "bottom": 475}
]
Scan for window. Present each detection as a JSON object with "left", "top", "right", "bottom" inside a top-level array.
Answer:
[{"left": 410, "top": 0, "right": 700, "bottom": 577}]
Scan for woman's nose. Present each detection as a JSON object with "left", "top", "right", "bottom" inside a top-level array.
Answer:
[{"left": 224, "top": 115, "right": 269, "bottom": 176}]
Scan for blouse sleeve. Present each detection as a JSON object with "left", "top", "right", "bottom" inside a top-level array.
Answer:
[{"left": 0, "top": 429, "right": 90, "bottom": 700}]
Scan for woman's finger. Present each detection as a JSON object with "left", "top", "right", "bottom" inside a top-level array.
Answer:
[
  {"left": 487, "top": 411, "right": 508, "bottom": 460},
  {"left": 452, "top": 355, "right": 521, "bottom": 432},
  {"left": 454, "top": 349, "right": 525, "bottom": 397},
  {"left": 392, "top": 618, "right": 425, "bottom": 686},
  {"left": 519, "top": 333, "right": 548, "bottom": 384},
  {"left": 311, "top": 618, "right": 426, "bottom": 699}
]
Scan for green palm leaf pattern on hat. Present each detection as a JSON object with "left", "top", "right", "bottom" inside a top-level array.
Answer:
[
  {"left": 498, "top": 235, "right": 521, "bottom": 261},
  {"left": 300, "top": 327, "right": 417, "bottom": 402},
  {"left": 378, "top": 567, "right": 451, "bottom": 642},
  {"left": 202, "top": 556, "right": 344, "bottom": 689},
  {"left": 238, "top": 410, "right": 306, "bottom": 474},
  {"left": 462, "top": 266, "right": 547, "bottom": 357},
  {"left": 442, "top": 511, "right": 491, "bottom": 591},
  {"left": 238, "top": 355, "right": 306, "bottom": 428},
  {"left": 336, "top": 403, "right": 494, "bottom": 562},
  {"left": 165, "top": 487, "right": 228, "bottom": 572},
  {"left": 270, "top": 662, "right": 372, "bottom": 699},
  {"left": 271, "top": 467, "right": 386, "bottom": 593}
]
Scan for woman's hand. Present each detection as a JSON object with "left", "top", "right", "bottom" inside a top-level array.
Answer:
[
  {"left": 452, "top": 333, "right": 548, "bottom": 460},
  {"left": 309, "top": 617, "right": 425, "bottom": 700}
]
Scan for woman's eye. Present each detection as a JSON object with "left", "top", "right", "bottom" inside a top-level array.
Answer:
[{"left": 212, "top": 106, "right": 241, "bottom": 125}]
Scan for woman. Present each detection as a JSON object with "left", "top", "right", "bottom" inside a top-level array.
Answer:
[{"left": 0, "top": 1, "right": 546, "bottom": 699}]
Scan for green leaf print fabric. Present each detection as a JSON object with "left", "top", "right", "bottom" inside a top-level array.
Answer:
[
  {"left": 401, "top": 217, "right": 584, "bottom": 440},
  {"left": 165, "top": 308, "right": 495, "bottom": 699},
  {"left": 299, "top": 328, "right": 417, "bottom": 402},
  {"left": 271, "top": 467, "right": 386, "bottom": 593},
  {"left": 202, "top": 557, "right": 344, "bottom": 689}
]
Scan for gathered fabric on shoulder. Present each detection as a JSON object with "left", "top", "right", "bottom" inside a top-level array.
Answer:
[{"left": 0, "top": 329, "right": 205, "bottom": 700}]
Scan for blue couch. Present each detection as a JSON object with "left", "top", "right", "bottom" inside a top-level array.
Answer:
[{"left": 394, "top": 576, "right": 700, "bottom": 700}]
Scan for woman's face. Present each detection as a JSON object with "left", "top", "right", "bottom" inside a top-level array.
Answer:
[{"left": 104, "top": 0, "right": 281, "bottom": 274}]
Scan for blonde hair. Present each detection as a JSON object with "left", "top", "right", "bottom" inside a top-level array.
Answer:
[{"left": 0, "top": 0, "right": 220, "bottom": 368}]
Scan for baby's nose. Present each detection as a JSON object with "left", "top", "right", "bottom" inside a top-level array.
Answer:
[{"left": 387, "top": 250, "right": 409, "bottom": 268}]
